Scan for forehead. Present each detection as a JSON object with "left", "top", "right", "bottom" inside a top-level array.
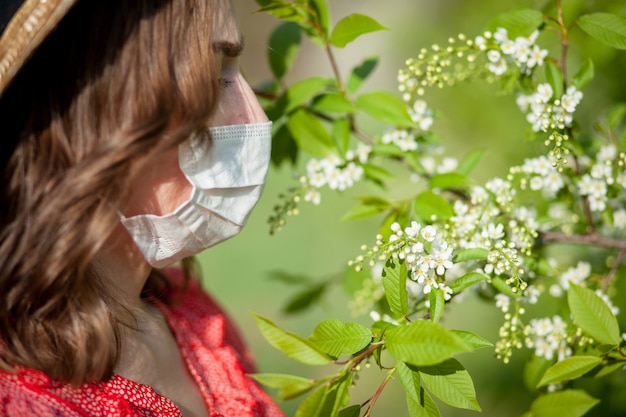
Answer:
[{"left": 211, "top": 0, "right": 241, "bottom": 46}]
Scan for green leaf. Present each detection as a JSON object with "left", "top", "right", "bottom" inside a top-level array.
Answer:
[
  {"left": 386, "top": 320, "right": 470, "bottom": 366},
  {"left": 341, "top": 203, "right": 386, "bottom": 221},
  {"left": 429, "top": 288, "right": 445, "bottom": 323},
  {"left": 594, "top": 361, "right": 624, "bottom": 378},
  {"left": 248, "top": 373, "right": 321, "bottom": 400},
  {"left": 312, "top": 93, "right": 354, "bottom": 114},
  {"left": 537, "top": 356, "right": 602, "bottom": 387},
  {"left": 417, "top": 358, "right": 481, "bottom": 411},
  {"left": 571, "top": 58, "right": 594, "bottom": 90},
  {"left": 309, "top": 319, "right": 372, "bottom": 357},
  {"left": 268, "top": 270, "right": 312, "bottom": 285},
  {"left": 449, "top": 272, "right": 489, "bottom": 293},
  {"left": 331, "top": 118, "right": 351, "bottom": 157},
  {"left": 329, "top": 13, "right": 387, "bottom": 48},
  {"left": 577, "top": 13, "right": 626, "bottom": 50},
  {"left": 296, "top": 373, "right": 353, "bottom": 417},
  {"left": 356, "top": 91, "right": 415, "bottom": 127},
  {"left": 491, "top": 277, "right": 519, "bottom": 297},
  {"left": 283, "top": 283, "right": 327, "bottom": 314},
  {"left": 530, "top": 389, "right": 599, "bottom": 417},
  {"left": 485, "top": 9, "right": 544, "bottom": 38},
  {"left": 406, "top": 387, "right": 442, "bottom": 417},
  {"left": 347, "top": 57, "right": 378, "bottom": 94},
  {"left": 282, "top": 77, "right": 330, "bottom": 114},
  {"left": 397, "top": 361, "right": 422, "bottom": 403},
  {"left": 252, "top": 312, "right": 333, "bottom": 365},
  {"left": 545, "top": 60, "right": 564, "bottom": 100},
  {"left": 414, "top": 191, "right": 454, "bottom": 221},
  {"left": 457, "top": 149, "right": 485, "bottom": 176},
  {"left": 429, "top": 173, "right": 470, "bottom": 190},
  {"left": 338, "top": 405, "right": 361, "bottom": 417},
  {"left": 310, "top": 0, "right": 331, "bottom": 38},
  {"left": 268, "top": 22, "right": 302, "bottom": 80},
  {"left": 567, "top": 282, "right": 621, "bottom": 346},
  {"left": 271, "top": 123, "right": 299, "bottom": 166},
  {"left": 449, "top": 330, "right": 493, "bottom": 350},
  {"left": 453, "top": 248, "right": 489, "bottom": 262},
  {"left": 286, "top": 109, "right": 336, "bottom": 156},
  {"left": 382, "top": 261, "right": 409, "bottom": 316},
  {"left": 362, "top": 163, "right": 395, "bottom": 184},
  {"left": 524, "top": 354, "right": 554, "bottom": 392}
]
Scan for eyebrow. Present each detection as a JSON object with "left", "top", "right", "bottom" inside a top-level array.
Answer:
[{"left": 212, "top": 38, "right": 245, "bottom": 58}]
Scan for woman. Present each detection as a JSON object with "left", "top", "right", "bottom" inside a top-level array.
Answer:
[{"left": 0, "top": 0, "right": 283, "bottom": 416}]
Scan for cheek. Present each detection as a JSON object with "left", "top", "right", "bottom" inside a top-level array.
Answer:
[{"left": 122, "top": 147, "right": 192, "bottom": 217}]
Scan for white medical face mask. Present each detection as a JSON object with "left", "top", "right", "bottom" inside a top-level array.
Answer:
[{"left": 120, "top": 121, "right": 272, "bottom": 269}]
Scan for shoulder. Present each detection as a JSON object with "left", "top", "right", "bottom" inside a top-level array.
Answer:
[
  {"left": 0, "top": 368, "right": 83, "bottom": 417},
  {"left": 0, "top": 368, "right": 144, "bottom": 417}
]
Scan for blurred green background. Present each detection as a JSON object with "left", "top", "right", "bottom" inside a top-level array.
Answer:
[{"left": 198, "top": 1, "right": 626, "bottom": 416}]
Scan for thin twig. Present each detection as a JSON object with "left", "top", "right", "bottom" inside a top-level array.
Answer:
[
  {"left": 539, "top": 231, "right": 626, "bottom": 251},
  {"left": 602, "top": 249, "right": 626, "bottom": 292},
  {"left": 363, "top": 367, "right": 397, "bottom": 417}
]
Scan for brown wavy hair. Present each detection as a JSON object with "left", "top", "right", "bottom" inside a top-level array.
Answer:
[{"left": 0, "top": 0, "right": 222, "bottom": 385}]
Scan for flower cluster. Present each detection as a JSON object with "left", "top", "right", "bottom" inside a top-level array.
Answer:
[
  {"left": 510, "top": 155, "right": 566, "bottom": 197},
  {"left": 478, "top": 28, "right": 548, "bottom": 76},
  {"left": 524, "top": 316, "right": 572, "bottom": 361},
  {"left": 516, "top": 83, "right": 583, "bottom": 132},
  {"left": 301, "top": 143, "right": 372, "bottom": 205}
]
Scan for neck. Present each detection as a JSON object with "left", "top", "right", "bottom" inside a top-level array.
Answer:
[{"left": 92, "top": 223, "right": 152, "bottom": 309}]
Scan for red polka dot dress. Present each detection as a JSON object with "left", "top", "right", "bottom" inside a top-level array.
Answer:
[{"left": 0, "top": 270, "right": 285, "bottom": 417}]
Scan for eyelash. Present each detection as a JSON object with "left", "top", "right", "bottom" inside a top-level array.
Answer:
[{"left": 219, "top": 78, "right": 234, "bottom": 87}]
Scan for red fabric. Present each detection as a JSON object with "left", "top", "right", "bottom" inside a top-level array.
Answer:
[{"left": 0, "top": 270, "right": 284, "bottom": 417}]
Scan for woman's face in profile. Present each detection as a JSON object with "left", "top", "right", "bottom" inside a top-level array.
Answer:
[{"left": 121, "top": 0, "right": 267, "bottom": 220}]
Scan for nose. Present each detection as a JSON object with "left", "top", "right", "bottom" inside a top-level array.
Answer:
[{"left": 210, "top": 73, "right": 268, "bottom": 127}]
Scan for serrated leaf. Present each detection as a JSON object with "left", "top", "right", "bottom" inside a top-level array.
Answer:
[
  {"left": 485, "top": 9, "right": 544, "bottom": 38},
  {"left": 594, "top": 361, "right": 624, "bottom": 378},
  {"left": 386, "top": 320, "right": 470, "bottom": 366},
  {"left": 248, "top": 373, "right": 320, "bottom": 401},
  {"left": 309, "top": 319, "right": 372, "bottom": 357},
  {"left": 571, "top": 58, "right": 594, "bottom": 90},
  {"left": 449, "top": 330, "right": 493, "bottom": 350},
  {"left": 530, "top": 389, "right": 600, "bottom": 417},
  {"left": 407, "top": 387, "right": 442, "bottom": 417},
  {"left": 567, "top": 282, "right": 621, "bottom": 346},
  {"left": 429, "top": 288, "right": 445, "bottom": 323},
  {"left": 417, "top": 358, "right": 481, "bottom": 411},
  {"left": 382, "top": 261, "right": 409, "bottom": 316},
  {"left": 356, "top": 91, "right": 415, "bottom": 127},
  {"left": 296, "top": 373, "right": 352, "bottom": 417},
  {"left": 347, "top": 56, "right": 378, "bottom": 94},
  {"left": 329, "top": 13, "right": 387, "bottom": 48},
  {"left": 252, "top": 313, "right": 333, "bottom": 365},
  {"left": 414, "top": 191, "right": 454, "bottom": 221},
  {"left": 537, "top": 356, "right": 602, "bottom": 387},
  {"left": 312, "top": 93, "right": 354, "bottom": 114},
  {"left": 286, "top": 109, "right": 336, "bottom": 156},
  {"left": 282, "top": 77, "right": 330, "bottom": 114},
  {"left": 453, "top": 248, "right": 489, "bottom": 262},
  {"left": 578, "top": 13, "right": 626, "bottom": 50},
  {"left": 545, "top": 60, "right": 564, "bottom": 100},
  {"left": 268, "top": 22, "right": 302, "bottom": 80},
  {"left": 397, "top": 361, "right": 422, "bottom": 403},
  {"left": 449, "top": 272, "right": 489, "bottom": 293},
  {"left": 283, "top": 283, "right": 327, "bottom": 314},
  {"left": 457, "top": 149, "right": 486, "bottom": 176},
  {"left": 429, "top": 173, "right": 470, "bottom": 190}
]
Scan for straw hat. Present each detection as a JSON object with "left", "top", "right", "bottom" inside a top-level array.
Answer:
[{"left": 0, "top": 0, "right": 79, "bottom": 96}]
